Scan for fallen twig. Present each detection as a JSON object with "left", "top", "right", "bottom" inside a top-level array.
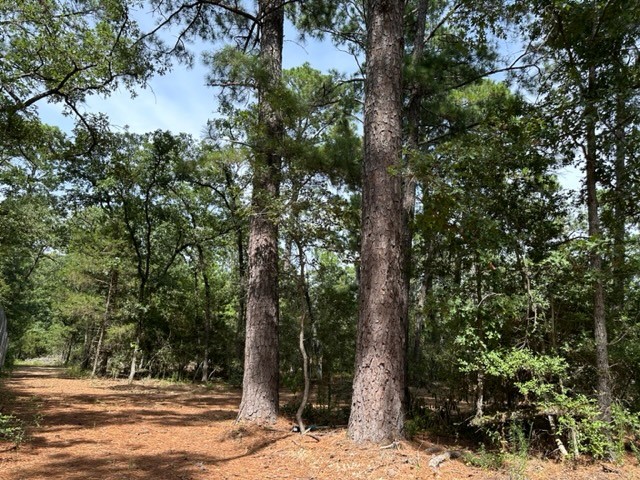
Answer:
[
  {"left": 602, "top": 464, "right": 620, "bottom": 474},
  {"left": 303, "top": 431, "right": 320, "bottom": 442},
  {"left": 547, "top": 414, "right": 569, "bottom": 458}
]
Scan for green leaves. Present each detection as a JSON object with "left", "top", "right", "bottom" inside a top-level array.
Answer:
[
  {"left": 479, "top": 348, "right": 567, "bottom": 396},
  {"left": 0, "top": 0, "right": 154, "bottom": 117}
]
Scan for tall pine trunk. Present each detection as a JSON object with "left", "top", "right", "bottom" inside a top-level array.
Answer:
[
  {"left": 585, "top": 66, "right": 612, "bottom": 423},
  {"left": 348, "top": 0, "right": 406, "bottom": 443},
  {"left": 237, "top": 0, "right": 283, "bottom": 424}
]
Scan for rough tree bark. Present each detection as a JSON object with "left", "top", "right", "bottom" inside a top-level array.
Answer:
[
  {"left": 348, "top": 0, "right": 406, "bottom": 443},
  {"left": 585, "top": 65, "right": 612, "bottom": 423},
  {"left": 237, "top": 0, "right": 283, "bottom": 424}
]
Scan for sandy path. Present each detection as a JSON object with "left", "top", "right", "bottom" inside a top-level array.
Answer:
[
  {"left": 0, "top": 366, "right": 638, "bottom": 479},
  {"left": 0, "top": 367, "right": 287, "bottom": 479}
]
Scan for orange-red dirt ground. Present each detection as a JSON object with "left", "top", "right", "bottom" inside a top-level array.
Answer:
[{"left": 1, "top": 366, "right": 639, "bottom": 479}]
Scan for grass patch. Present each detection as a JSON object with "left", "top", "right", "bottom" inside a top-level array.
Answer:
[
  {"left": 0, "top": 374, "right": 43, "bottom": 447},
  {"left": 0, "top": 413, "right": 26, "bottom": 445},
  {"left": 15, "top": 357, "right": 63, "bottom": 367},
  {"left": 462, "top": 445, "right": 505, "bottom": 470}
]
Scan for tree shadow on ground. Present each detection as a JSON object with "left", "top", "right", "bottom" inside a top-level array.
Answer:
[
  {"left": 10, "top": 434, "right": 290, "bottom": 480},
  {"left": 2, "top": 385, "right": 239, "bottom": 435},
  {"left": 38, "top": 405, "right": 237, "bottom": 432},
  {"left": 0, "top": 365, "right": 295, "bottom": 480},
  {"left": 10, "top": 449, "right": 224, "bottom": 480}
]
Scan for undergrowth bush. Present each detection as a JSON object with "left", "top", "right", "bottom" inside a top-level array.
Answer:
[
  {"left": 469, "top": 348, "right": 640, "bottom": 460},
  {"left": 463, "top": 444, "right": 505, "bottom": 470},
  {"left": 545, "top": 395, "right": 640, "bottom": 459},
  {"left": 65, "top": 365, "right": 89, "bottom": 379}
]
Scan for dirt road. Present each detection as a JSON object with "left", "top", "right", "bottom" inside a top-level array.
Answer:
[{"left": 0, "top": 366, "right": 637, "bottom": 479}]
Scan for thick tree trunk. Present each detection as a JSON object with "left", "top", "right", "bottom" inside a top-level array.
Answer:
[
  {"left": 348, "top": 0, "right": 406, "bottom": 444},
  {"left": 237, "top": 0, "right": 283, "bottom": 424},
  {"left": 403, "top": 0, "right": 428, "bottom": 250},
  {"left": 585, "top": 66, "right": 612, "bottom": 423}
]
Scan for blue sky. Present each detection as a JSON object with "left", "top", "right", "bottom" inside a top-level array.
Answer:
[{"left": 39, "top": 16, "right": 358, "bottom": 139}]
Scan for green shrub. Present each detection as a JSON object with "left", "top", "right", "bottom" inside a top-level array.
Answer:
[
  {"left": 543, "top": 396, "right": 640, "bottom": 460},
  {"left": 404, "top": 415, "right": 429, "bottom": 440},
  {"left": 463, "top": 444, "right": 505, "bottom": 470},
  {"left": 0, "top": 414, "right": 25, "bottom": 444},
  {"left": 65, "top": 364, "right": 88, "bottom": 379}
]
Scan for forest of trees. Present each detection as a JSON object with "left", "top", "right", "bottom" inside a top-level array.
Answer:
[{"left": 2, "top": 0, "right": 640, "bottom": 455}]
